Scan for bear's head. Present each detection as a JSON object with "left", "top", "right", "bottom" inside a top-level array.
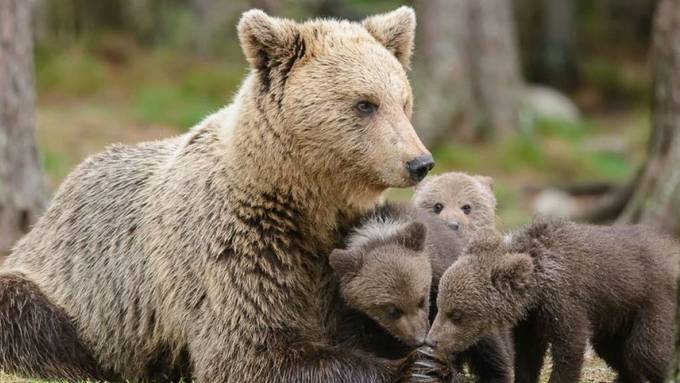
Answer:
[
  {"left": 413, "top": 172, "right": 497, "bottom": 242},
  {"left": 329, "top": 221, "right": 431, "bottom": 347},
  {"left": 237, "top": 7, "right": 432, "bottom": 192},
  {"left": 426, "top": 230, "right": 535, "bottom": 358}
]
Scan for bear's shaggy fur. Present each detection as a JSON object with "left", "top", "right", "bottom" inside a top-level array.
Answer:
[
  {"left": 413, "top": 172, "right": 496, "bottom": 242},
  {"left": 0, "top": 7, "right": 433, "bottom": 382},
  {"left": 330, "top": 202, "right": 513, "bottom": 381},
  {"left": 428, "top": 218, "right": 679, "bottom": 383},
  {"left": 0, "top": 272, "right": 108, "bottom": 381}
]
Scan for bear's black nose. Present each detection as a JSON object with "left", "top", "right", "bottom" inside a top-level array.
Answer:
[
  {"left": 448, "top": 221, "right": 460, "bottom": 231},
  {"left": 406, "top": 155, "right": 435, "bottom": 182}
]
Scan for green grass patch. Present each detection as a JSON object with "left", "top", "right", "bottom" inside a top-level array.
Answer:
[{"left": 36, "top": 46, "right": 107, "bottom": 98}]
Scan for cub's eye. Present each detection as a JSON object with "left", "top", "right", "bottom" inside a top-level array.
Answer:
[
  {"left": 461, "top": 204, "right": 472, "bottom": 215},
  {"left": 387, "top": 305, "right": 403, "bottom": 319},
  {"left": 417, "top": 297, "right": 427, "bottom": 309},
  {"left": 355, "top": 101, "right": 378, "bottom": 116},
  {"left": 433, "top": 203, "right": 444, "bottom": 214},
  {"left": 448, "top": 310, "right": 463, "bottom": 324}
]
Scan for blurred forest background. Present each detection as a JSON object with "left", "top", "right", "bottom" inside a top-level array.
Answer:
[
  {"left": 1, "top": 0, "right": 680, "bottom": 381},
  {"left": 1, "top": 0, "right": 679, "bottom": 249}
]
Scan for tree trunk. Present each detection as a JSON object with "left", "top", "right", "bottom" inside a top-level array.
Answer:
[
  {"left": 617, "top": 0, "right": 680, "bottom": 378},
  {"left": 413, "top": 0, "right": 522, "bottom": 144},
  {"left": 617, "top": 0, "right": 680, "bottom": 237},
  {"left": 0, "top": 0, "right": 47, "bottom": 256}
]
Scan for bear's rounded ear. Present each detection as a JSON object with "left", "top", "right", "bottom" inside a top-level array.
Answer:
[
  {"left": 491, "top": 253, "right": 534, "bottom": 295},
  {"left": 362, "top": 6, "right": 416, "bottom": 68},
  {"left": 329, "top": 249, "right": 362, "bottom": 278},
  {"left": 475, "top": 175, "right": 494, "bottom": 191},
  {"left": 237, "top": 9, "right": 301, "bottom": 72},
  {"left": 397, "top": 221, "right": 427, "bottom": 252},
  {"left": 466, "top": 228, "right": 504, "bottom": 255}
]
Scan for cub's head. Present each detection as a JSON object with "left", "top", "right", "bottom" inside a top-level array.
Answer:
[
  {"left": 426, "top": 231, "right": 534, "bottom": 358},
  {"left": 413, "top": 172, "right": 496, "bottom": 241},
  {"left": 237, "top": 7, "right": 432, "bottom": 192},
  {"left": 329, "top": 221, "right": 432, "bottom": 347}
]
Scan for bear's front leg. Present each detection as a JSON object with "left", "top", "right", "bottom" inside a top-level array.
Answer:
[
  {"left": 546, "top": 321, "right": 588, "bottom": 383},
  {"left": 190, "top": 325, "right": 407, "bottom": 383}
]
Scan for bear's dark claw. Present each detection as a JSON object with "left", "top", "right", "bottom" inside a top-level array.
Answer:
[
  {"left": 410, "top": 373, "right": 439, "bottom": 383},
  {"left": 413, "top": 360, "right": 436, "bottom": 369}
]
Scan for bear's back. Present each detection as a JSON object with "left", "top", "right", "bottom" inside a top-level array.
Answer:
[
  {"left": 514, "top": 218, "right": 678, "bottom": 318},
  {"left": 4, "top": 135, "right": 190, "bottom": 378}
]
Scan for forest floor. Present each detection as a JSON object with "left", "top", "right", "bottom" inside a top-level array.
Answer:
[{"left": 0, "top": 355, "right": 616, "bottom": 383}]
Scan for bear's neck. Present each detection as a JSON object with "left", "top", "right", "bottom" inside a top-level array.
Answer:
[{"left": 220, "top": 78, "right": 383, "bottom": 249}]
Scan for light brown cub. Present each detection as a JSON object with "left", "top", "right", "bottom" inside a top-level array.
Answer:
[{"left": 413, "top": 172, "right": 496, "bottom": 242}]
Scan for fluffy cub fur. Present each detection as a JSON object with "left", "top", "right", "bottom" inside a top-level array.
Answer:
[
  {"left": 428, "top": 218, "right": 679, "bottom": 383},
  {"left": 330, "top": 202, "right": 513, "bottom": 381},
  {"left": 413, "top": 172, "right": 496, "bottom": 242}
]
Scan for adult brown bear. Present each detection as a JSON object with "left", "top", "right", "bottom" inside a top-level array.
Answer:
[{"left": 0, "top": 7, "right": 434, "bottom": 382}]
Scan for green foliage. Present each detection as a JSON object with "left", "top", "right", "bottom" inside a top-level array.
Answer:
[
  {"left": 580, "top": 58, "right": 650, "bottom": 104},
  {"left": 41, "top": 148, "right": 72, "bottom": 182},
  {"left": 35, "top": 46, "right": 106, "bottom": 97},
  {"left": 132, "top": 85, "right": 220, "bottom": 129}
]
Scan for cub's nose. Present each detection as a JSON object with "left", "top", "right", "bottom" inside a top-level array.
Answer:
[
  {"left": 414, "top": 336, "right": 426, "bottom": 347},
  {"left": 447, "top": 221, "right": 460, "bottom": 231},
  {"left": 406, "top": 155, "right": 435, "bottom": 182}
]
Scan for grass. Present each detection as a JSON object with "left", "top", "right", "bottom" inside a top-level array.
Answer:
[{"left": 1, "top": 354, "right": 616, "bottom": 382}]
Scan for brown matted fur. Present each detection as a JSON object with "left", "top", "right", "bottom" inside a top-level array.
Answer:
[
  {"left": 428, "top": 218, "right": 679, "bottom": 383},
  {"left": 330, "top": 202, "right": 513, "bottom": 382},
  {"left": 0, "top": 7, "right": 434, "bottom": 382}
]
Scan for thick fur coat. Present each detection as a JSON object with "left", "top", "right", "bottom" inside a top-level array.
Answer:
[
  {"left": 429, "top": 218, "right": 679, "bottom": 383},
  {"left": 330, "top": 202, "right": 513, "bottom": 382},
  {"left": 0, "top": 7, "right": 433, "bottom": 382}
]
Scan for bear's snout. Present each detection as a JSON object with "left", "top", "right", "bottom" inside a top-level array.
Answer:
[{"left": 406, "top": 155, "right": 435, "bottom": 182}]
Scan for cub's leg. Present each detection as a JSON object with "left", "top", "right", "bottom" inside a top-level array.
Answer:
[
  {"left": 622, "top": 303, "right": 674, "bottom": 383},
  {"left": 0, "top": 272, "right": 107, "bottom": 382},
  {"left": 513, "top": 318, "right": 548, "bottom": 383},
  {"left": 462, "top": 331, "right": 513, "bottom": 383},
  {"left": 546, "top": 319, "right": 588, "bottom": 383}
]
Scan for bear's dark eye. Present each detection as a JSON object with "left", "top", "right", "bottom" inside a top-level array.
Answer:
[
  {"left": 461, "top": 204, "right": 472, "bottom": 215},
  {"left": 448, "top": 310, "right": 463, "bottom": 324},
  {"left": 433, "top": 203, "right": 444, "bottom": 214},
  {"left": 387, "top": 305, "right": 403, "bottom": 319},
  {"left": 417, "top": 297, "right": 426, "bottom": 309},
  {"left": 355, "top": 101, "right": 378, "bottom": 116}
]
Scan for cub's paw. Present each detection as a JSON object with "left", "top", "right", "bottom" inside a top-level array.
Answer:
[{"left": 398, "top": 346, "right": 456, "bottom": 383}]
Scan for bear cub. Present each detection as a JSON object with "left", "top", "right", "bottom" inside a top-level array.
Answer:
[
  {"left": 413, "top": 172, "right": 497, "bottom": 242},
  {"left": 428, "top": 218, "right": 679, "bottom": 383},
  {"left": 330, "top": 202, "right": 513, "bottom": 382}
]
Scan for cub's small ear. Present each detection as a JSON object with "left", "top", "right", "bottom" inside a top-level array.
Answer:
[
  {"left": 397, "top": 221, "right": 427, "bottom": 252},
  {"left": 491, "top": 253, "right": 534, "bottom": 295},
  {"left": 475, "top": 175, "right": 494, "bottom": 191},
  {"left": 329, "top": 249, "right": 362, "bottom": 278},
  {"left": 362, "top": 6, "right": 416, "bottom": 68},
  {"left": 466, "top": 228, "right": 504, "bottom": 255},
  {"left": 237, "top": 9, "right": 301, "bottom": 73}
]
